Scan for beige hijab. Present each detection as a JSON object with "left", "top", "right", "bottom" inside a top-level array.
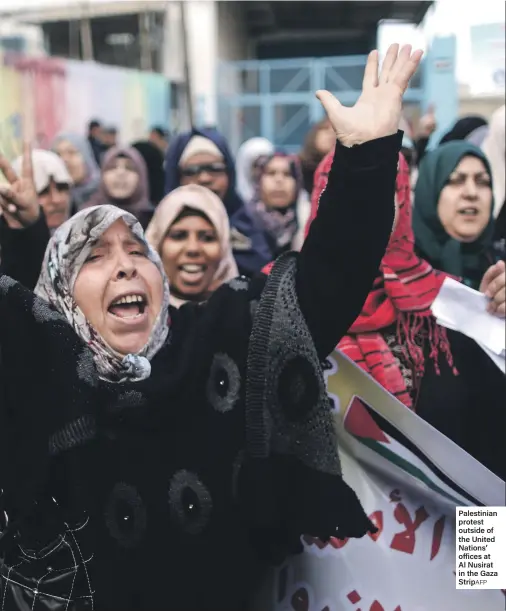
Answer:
[
  {"left": 481, "top": 105, "right": 505, "bottom": 218},
  {"left": 145, "top": 185, "right": 238, "bottom": 308}
]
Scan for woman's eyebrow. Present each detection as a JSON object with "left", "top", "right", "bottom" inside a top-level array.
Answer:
[
  {"left": 450, "top": 170, "right": 490, "bottom": 178},
  {"left": 123, "top": 236, "right": 144, "bottom": 247}
]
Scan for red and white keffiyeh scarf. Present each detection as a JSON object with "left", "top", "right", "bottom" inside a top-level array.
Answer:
[{"left": 266, "top": 152, "right": 457, "bottom": 409}]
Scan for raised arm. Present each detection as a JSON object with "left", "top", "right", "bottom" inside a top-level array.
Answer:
[
  {"left": 296, "top": 44, "right": 422, "bottom": 359},
  {"left": 0, "top": 143, "right": 48, "bottom": 288},
  {"left": 0, "top": 211, "right": 50, "bottom": 289}
]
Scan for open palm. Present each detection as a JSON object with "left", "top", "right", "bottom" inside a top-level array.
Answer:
[{"left": 317, "top": 44, "right": 423, "bottom": 147}]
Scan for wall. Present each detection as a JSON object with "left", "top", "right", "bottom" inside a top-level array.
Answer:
[
  {"left": 216, "top": 1, "right": 251, "bottom": 62},
  {"left": 0, "top": 18, "right": 46, "bottom": 56},
  {"left": 0, "top": 52, "right": 170, "bottom": 160},
  {"left": 164, "top": 0, "right": 252, "bottom": 128},
  {"left": 458, "top": 86, "right": 505, "bottom": 120},
  {"left": 186, "top": 1, "right": 218, "bottom": 127}
]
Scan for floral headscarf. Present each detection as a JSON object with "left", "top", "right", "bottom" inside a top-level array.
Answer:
[{"left": 34, "top": 205, "right": 171, "bottom": 383}]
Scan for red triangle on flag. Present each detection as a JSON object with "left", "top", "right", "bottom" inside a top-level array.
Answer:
[{"left": 344, "top": 396, "right": 390, "bottom": 444}]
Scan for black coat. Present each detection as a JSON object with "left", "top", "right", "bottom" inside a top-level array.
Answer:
[{"left": 0, "top": 134, "right": 400, "bottom": 610}]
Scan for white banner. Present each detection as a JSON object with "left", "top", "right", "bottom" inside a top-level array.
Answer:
[{"left": 253, "top": 351, "right": 505, "bottom": 611}]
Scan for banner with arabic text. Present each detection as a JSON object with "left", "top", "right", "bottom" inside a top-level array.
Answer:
[{"left": 253, "top": 351, "right": 505, "bottom": 611}]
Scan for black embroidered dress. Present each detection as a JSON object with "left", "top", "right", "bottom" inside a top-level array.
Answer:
[{"left": 0, "top": 135, "right": 400, "bottom": 610}]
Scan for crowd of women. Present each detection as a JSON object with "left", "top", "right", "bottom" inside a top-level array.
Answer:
[{"left": 0, "top": 44, "right": 504, "bottom": 610}]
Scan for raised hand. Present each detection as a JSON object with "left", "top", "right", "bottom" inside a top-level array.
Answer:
[
  {"left": 317, "top": 44, "right": 423, "bottom": 147},
  {"left": 0, "top": 142, "right": 40, "bottom": 229}
]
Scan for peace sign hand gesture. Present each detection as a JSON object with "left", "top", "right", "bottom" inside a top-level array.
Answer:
[
  {"left": 317, "top": 44, "right": 423, "bottom": 147},
  {"left": 0, "top": 142, "right": 40, "bottom": 229}
]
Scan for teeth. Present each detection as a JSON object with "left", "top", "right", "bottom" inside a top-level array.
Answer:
[
  {"left": 181, "top": 264, "right": 204, "bottom": 273},
  {"left": 112, "top": 294, "right": 144, "bottom": 306}
]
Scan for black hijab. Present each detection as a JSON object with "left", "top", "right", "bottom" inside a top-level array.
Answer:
[
  {"left": 439, "top": 115, "right": 488, "bottom": 145},
  {"left": 132, "top": 140, "right": 165, "bottom": 205}
]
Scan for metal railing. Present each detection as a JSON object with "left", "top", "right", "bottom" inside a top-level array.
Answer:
[{"left": 217, "top": 55, "right": 424, "bottom": 153}]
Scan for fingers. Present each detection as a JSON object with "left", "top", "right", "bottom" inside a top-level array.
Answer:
[
  {"left": 362, "top": 50, "right": 379, "bottom": 90},
  {"left": 21, "top": 140, "right": 34, "bottom": 181},
  {"left": 390, "top": 47, "right": 424, "bottom": 92},
  {"left": 480, "top": 260, "right": 505, "bottom": 294},
  {"left": 0, "top": 185, "right": 19, "bottom": 215},
  {"left": 482, "top": 261, "right": 505, "bottom": 318},
  {"left": 0, "top": 154, "right": 19, "bottom": 184},
  {"left": 315, "top": 90, "right": 342, "bottom": 125},
  {"left": 493, "top": 286, "right": 505, "bottom": 307},
  {"left": 379, "top": 44, "right": 399, "bottom": 84},
  {"left": 377, "top": 44, "right": 423, "bottom": 92},
  {"left": 485, "top": 273, "right": 505, "bottom": 302},
  {"left": 487, "top": 291, "right": 505, "bottom": 317}
]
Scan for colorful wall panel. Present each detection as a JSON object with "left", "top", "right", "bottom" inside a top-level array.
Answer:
[{"left": 0, "top": 53, "right": 171, "bottom": 161}]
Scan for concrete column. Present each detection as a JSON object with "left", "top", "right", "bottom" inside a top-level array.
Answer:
[
  {"left": 139, "top": 12, "right": 152, "bottom": 72},
  {"left": 186, "top": 0, "right": 218, "bottom": 127},
  {"left": 80, "top": 17, "right": 93, "bottom": 61}
]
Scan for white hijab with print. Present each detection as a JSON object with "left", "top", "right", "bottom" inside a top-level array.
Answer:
[{"left": 35, "top": 205, "right": 171, "bottom": 383}]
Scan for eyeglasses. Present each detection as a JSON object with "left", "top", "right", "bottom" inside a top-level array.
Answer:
[{"left": 180, "top": 162, "right": 227, "bottom": 178}]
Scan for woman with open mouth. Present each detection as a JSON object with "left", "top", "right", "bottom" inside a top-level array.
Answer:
[
  {"left": 413, "top": 141, "right": 503, "bottom": 297},
  {"left": 164, "top": 128, "right": 273, "bottom": 278},
  {"left": 304, "top": 151, "right": 505, "bottom": 480},
  {"left": 145, "top": 184, "right": 238, "bottom": 308},
  {"left": 0, "top": 45, "right": 421, "bottom": 610}
]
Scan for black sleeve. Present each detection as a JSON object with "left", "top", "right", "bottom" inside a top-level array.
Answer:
[
  {"left": 296, "top": 132, "right": 401, "bottom": 360},
  {"left": 0, "top": 210, "right": 50, "bottom": 289}
]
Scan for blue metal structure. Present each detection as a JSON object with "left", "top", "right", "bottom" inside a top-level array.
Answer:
[
  {"left": 216, "top": 35, "right": 457, "bottom": 154},
  {"left": 421, "top": 36, "right": 459, "bottom": 149}
]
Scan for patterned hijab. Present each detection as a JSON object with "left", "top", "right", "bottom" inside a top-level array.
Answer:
[
  {"left": 34, "top": 205, "right": 171, "bottom": 383},
  {"left": 145, "top": 185, "right": 238, "bottom": 308}
]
